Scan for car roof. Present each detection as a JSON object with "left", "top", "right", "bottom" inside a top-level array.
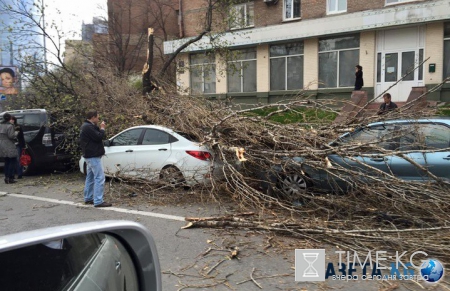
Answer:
[
  {"left": 0, "top": 109, "right": 47, "bottom": 115},
  {"left": 127, "top": 124, "right": 177, "bottom": 132},
  {"left": 368, "top": 117, "right": 450, "bottom": 127}
]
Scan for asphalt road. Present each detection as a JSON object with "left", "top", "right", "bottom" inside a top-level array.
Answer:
[{"left": 0, "top": 171, "right": 445, "bottom": 290}]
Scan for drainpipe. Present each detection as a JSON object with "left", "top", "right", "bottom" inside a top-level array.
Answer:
[{"left": 178, "top": 0, "right": 184, "bottom": 38}]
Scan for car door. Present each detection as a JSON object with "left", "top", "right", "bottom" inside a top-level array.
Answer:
[
  {"left": 102, "top": 128, "right": 144, "bottom": 176},
  {"left": 419, "top": 123, "right": 450, "bottom": 181},
  {"left": 133, "top": 128, "right": 173, "bottom": 180}
]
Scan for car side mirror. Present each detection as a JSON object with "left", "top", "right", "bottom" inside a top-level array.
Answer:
[
  {"left": 104, "top": 140, "right": 111, "bottom": 147},
  {"left": 0, "top": 221, "right": 162, "bottom": 291}
]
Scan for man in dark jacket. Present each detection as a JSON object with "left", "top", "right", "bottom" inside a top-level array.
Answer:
[
  {"left": 79, "top": 110, "right": 111, "bottom": 207},
  {"left": 377, "top": 93, "right": 398, "bottom": 115}
]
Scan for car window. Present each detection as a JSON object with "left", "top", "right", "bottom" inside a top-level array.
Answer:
[
  {"left": 111, "top": 129, "right": 143, "bottom": 146},
  {"left": 22, "top": 114, "right": 45, "bottom": 131},
  {"left": 0, "top": 233, "right": 105, "bottom": 291},
  {"left": 13, "top": 113, "right": 46, "bottom": 142},
  {"left": 340, "top": 125, "right": 397, "bottom": 150},
  {"left": 61, "top": 233, "right": 106, "bottom": 289},
  {"left": 419, "top": 124, "right": 450, "bottom": 150},
  {"left": 142, "top": 129, "right": 170, "bottom": 145},
  {"left": 395, "top": 124, "right": 421, "bottom": 151}
]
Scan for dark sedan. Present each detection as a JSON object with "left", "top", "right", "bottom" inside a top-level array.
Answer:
[{"left": 265, "top": 118, "right": 450, "bottom": 200}]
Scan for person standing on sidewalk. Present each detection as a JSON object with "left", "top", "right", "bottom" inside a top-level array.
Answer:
[
  {"left": 354, "top": 65, "right": 364, "bottom": 90},
  {"left": 0, "top": 113, "right": 18, "bottom": 184},
  {"left": 79, "top": 110, "right": 112, "bottom": 207},
  {"left": 11, "top": 116, "right": 25, "bottom": 179}
]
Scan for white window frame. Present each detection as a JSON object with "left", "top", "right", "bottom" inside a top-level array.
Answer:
[
  {"left": 190, "top": 54, "right": 216, "bottom": 94},
  {"left": 229, "top": 2, "right": 254, "bottom": 30},
  {"left": 318, "top": 34, "right": 360, "bottom": 88},
  {"left": 227, "top": 49, "right": 257, "bottom": 93},
  {"left": 385, "top": 0, "right": 419, "bottom": 5},
  {"left": 444, "top": 22, "right": 450, "bottom": 79},
  {"left": 269, "top": 42, "right": 304, "bottom": 91},
  {"left": 283, "top": 0, "right": 301, "bottom": 21},
  {"left": 327, "top": 0, "right": 346, "bottom": 14}
]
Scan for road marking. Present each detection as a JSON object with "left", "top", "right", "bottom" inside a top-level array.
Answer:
[{"left": 5, "top": 193, "right": 185, "bottom": 221}]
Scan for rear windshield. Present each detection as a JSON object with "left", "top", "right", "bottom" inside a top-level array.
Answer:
[
  {"left": 2, "top": 113, "right": 47, "bottom": 142},
  {"left": 176, "top": 132, "right": 199, "bottom": 142}
]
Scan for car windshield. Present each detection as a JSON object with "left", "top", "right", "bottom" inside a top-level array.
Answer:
[{"left": 337, "top": 124, "right": 400, "bottom": 150}]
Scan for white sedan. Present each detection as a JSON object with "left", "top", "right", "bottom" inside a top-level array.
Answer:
[{"left": 79, "top": 125, "right": 223, "bottom": 186}]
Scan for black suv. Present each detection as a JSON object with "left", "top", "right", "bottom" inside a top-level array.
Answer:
[{"left": 0, "top": 109, "right": 72, "bottom": 175}]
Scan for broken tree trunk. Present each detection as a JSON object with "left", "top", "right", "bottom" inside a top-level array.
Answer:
[{"left": 142, "top": 28, "right": 154, "bottom": 95}]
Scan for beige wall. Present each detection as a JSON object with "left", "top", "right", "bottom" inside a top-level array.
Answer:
[
  {"left": 215, "top": 54, "right": 227, "bottom": 94},
  {"left": 360, "top": 31, "right": 376, "bottom": 88},
  {"left": 177, "top": 53, "right": 190, "bottom": 95},
  {"left": 304, "top": 38, "right": 319, "bottom": 90},
  {"left": 256, "top": 44, "right": 269, "bottom": 92},
  {"left": 424, "top": 22, "right": 444, "bottom": 84}
]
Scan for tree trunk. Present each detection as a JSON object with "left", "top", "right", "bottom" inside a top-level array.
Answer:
[{"left": 142, "top": 28, "right": 154, "bottom": 95}]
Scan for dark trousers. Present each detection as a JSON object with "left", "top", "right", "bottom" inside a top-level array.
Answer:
[
  {"left": 4, "top": 157, "right": 17, "bottom": 179},
  {"left": 16, "top": 146, "right": 23, "bottom": 177}
]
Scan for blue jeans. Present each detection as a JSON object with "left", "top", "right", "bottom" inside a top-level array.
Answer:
[{"left": 84, "top": 157, "right": 105, "bottom": 205}]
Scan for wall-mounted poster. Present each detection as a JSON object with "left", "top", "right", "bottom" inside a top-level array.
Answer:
[{"left": 0, "top": 67, "right": 19, "bottom": 94}]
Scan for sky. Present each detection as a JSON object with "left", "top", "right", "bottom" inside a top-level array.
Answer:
[{"left": 45, "top": 0, "right": 107, "bottom": 40}]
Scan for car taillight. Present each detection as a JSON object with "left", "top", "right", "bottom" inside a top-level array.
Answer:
[
  {"left": 42, "top": 133, "right": 53, "bottom": 146},
  {"left": 186, "top": 151, "right": 211, "bottom": 161}
]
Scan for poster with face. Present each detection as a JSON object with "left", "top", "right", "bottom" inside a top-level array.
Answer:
[{"left": 0, "top": 67, "right": 19, "bottom": 94}]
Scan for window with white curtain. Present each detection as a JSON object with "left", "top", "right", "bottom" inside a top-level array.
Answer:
[
  {"left": 270, "top": 42, "right": 304, "bottom": 90},
  {"left": 284, "top": 0, "right": 301, "bottom": 20},
  {"left": 227, "top": 48, "right": 257, "bottom": 93},
  {"left": 327, "top": 0, "right": 346, "bottom": 14},
  {"left": 190, "top": 53, "right": 216, "bottom": 94},
  {"left": 318, "top": 34, "right": 359, "bottom": 88},
  {"left": 229, "top": 2, "right": 254, "bottom": 30}
]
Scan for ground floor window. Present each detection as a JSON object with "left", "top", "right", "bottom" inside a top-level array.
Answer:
[
  {"left": 190, "top": 53, "right": 216, "bottom": 94},
  {"left": 270, "top": 42, "right": 304, "bottom": 90},
  {"left": 227, "top": 48, "right": 257, "bottom": 93},
  {"left": 318, "top": 34, "right": 359, "bottom": 88},
  {"left": 444, "top": 22, "right": 450, "bottom": 79}
]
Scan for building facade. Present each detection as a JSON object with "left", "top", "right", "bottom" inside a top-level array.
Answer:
[{"left": 164, "top": 0, "right": 450, "bottom": 104}]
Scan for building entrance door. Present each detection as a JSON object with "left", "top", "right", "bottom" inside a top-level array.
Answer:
[
  {"left": 380, "top": 49, "right": 423, "bottom": 101},
  {"left": 376, "top": 26, "right": 424, "bottom": 102}
]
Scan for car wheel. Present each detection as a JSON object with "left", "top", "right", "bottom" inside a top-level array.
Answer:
[
  {"left": 279, "top": 173, "right": 312, "bottom": 202},
  {"left": 159, "top": 166, "right": 185, "bottom": 188}
]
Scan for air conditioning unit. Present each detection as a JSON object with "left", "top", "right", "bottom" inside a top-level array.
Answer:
[{"left": 263, "top": 0, "right": 278, "bottom": 5}]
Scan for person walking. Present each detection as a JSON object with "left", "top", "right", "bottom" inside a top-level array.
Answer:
[
  {"left": 354, "top": 65, "right": 364, "bottom": 90},
  {"left": 0, "top": 113, "right": 18, "bottom": 184},
  {"left": 79, "top": 110, "right": 112, "bottom": 207},
  {"left": 11, "top": 116, "right": 25, "bottom": 179},
  {"left": 377, "top": 93, "right": 398, "bottom": 115}
]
